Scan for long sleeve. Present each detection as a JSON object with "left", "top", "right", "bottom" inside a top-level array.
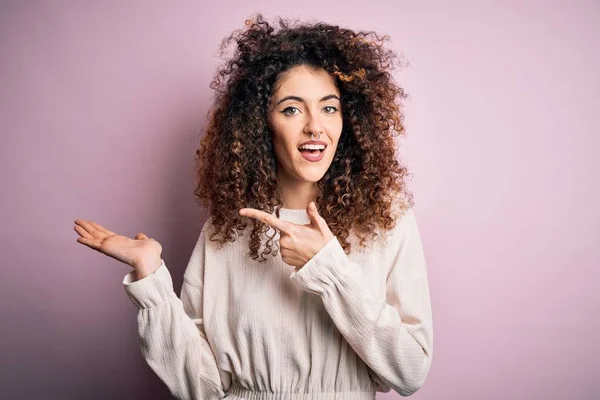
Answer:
[
  {"left": 289, "top": 209, "right": 433, "bottom": 396},
  {"left": 122, "top": 224, "right": 227, "bottom": 400}
]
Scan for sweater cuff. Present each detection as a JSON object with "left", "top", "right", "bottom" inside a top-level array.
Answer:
[
  {"left": 289, "top": 236, "right": 354, "bottom": 295},
  {"left": 122, "top": 260, "right": 173, "bottom": 309}
]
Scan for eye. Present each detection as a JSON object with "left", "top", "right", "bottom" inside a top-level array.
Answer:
[
  {"left": 281, "top": 106, "right": 300, "bottom": 116},
  {"left": 323, "top": 106, "right": 338, "bottom": 114}
]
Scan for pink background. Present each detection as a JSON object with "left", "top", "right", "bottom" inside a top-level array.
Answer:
[{"left": 1, "top": 1, "right": 598, "bottom": 399}]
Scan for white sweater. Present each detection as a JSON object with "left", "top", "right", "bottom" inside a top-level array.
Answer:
[{"left": 123, "top": 207, "right": 433, "bottom": 399}]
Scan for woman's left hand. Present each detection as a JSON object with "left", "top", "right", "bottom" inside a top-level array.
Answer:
[{"left": 239, "top": 202, "right": 335, "bottom": 268}]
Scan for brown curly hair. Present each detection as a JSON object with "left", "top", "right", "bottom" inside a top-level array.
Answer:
[{"left": 193, "top": 14, "right": 414, "bottom": 262}]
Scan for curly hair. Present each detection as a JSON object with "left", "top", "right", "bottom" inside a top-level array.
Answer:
[{"left": 193, "top": 14, "right": 414, "bottom": 262}]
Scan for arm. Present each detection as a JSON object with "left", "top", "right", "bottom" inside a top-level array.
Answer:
[
  {"left": 289, "top": 209, "right": 433, "bottom": 396},
  {"left": 122, "top": 223, "right": 227, "bottom": 400}
]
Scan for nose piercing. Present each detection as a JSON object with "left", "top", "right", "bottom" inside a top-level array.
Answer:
[{"left": 311, "top": 131, "right": 322, "bottom": 140}]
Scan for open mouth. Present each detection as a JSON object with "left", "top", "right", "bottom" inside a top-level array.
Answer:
[
  {"left": 297, "top": 145, "right": 327, "bottom": 162},
  {"left": 298, "top": 148, "right": 325, "bottom": 155}
]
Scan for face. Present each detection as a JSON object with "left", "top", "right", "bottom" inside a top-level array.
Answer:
[{"left": 268, "top": 65, "right": 343, "bottom": 184}]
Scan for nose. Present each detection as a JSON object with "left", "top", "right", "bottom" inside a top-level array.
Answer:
[{"left": 303, "top": 111, "right": 325, "bottom": 138}]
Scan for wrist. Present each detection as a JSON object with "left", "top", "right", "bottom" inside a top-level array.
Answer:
[{"left": 134, "top": 258, "right": 162, "bottom": 280}]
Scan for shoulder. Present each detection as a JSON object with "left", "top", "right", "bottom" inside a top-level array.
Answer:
[
  {"left": 390, "top": 207, "right": 419, "bottom": 240},
  {"left": 200, "top": 215, "right": 223, "bottom": 243},
  {"left": 201, "top": 215, "right": 214, "bottom": 235},
  {"left": 376, "top": 194, "right": 418, "bottom": 244},
  {"left": 384, "top": 207, "right": 427, "bottom": 278}
]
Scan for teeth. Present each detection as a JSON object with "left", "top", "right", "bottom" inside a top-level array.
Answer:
[{"left": 299, "top": 144, "right": 325, "bottom": 150}]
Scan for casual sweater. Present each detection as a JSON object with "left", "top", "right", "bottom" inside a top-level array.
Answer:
[{"left": 122, "top": 207, "right": 433, "bottom": 400}]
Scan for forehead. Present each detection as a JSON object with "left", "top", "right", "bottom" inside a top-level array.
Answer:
[{"left": 273, "top": 65, "right": 339, "bottom": 98}]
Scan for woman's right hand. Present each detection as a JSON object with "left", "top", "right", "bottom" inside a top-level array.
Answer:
[{"left": 73, "top": 219, "right": 163, "bottom": 280}]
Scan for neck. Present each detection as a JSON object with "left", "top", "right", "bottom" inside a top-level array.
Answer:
[{"left": 276, "top": 167, "right": 319, "bottom": 210}]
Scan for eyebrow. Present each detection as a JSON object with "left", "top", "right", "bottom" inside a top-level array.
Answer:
[{"left": 275, "top": 94, "right": 341, "bottom": 106}]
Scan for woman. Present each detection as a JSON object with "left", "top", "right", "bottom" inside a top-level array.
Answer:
[{"left": 74, "top": 15, "right": 433, "bottom": 399}]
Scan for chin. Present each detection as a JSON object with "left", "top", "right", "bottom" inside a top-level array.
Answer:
[{"left": 296, "top": 167, "right": 329, "bottom": 182}]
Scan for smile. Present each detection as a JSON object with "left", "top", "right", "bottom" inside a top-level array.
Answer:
[{"left": 298, "top": 146, "right": 326, "bottom": 162}]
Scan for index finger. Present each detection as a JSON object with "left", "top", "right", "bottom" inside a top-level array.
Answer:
[{"left": 239, "top": 208, "right": 291, "bottom": 234}]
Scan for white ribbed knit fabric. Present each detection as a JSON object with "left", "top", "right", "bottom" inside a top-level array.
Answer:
[{"left": 123, "top": 207, "right": 433, "bottom": 399}]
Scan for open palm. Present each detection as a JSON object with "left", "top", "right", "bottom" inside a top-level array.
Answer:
[{"left": 73, "top": 219, "right": 162, "bottom": 270}]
